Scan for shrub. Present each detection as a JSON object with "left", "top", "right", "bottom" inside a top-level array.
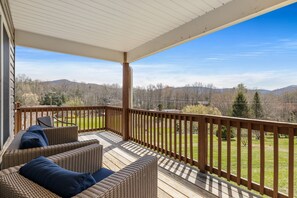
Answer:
[{"left": 216, "top": 126, "right": 235, "bottom": 140}]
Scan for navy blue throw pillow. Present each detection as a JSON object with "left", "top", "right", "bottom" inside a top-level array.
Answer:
[
  {"left": 92, "top": 168, "right": 114, "bottom": 183},
  {"left": 27, "top": 125, "right": 49, "bottom": 145},
  {"left": 19, "top": 156, "right": 96, "bottom": 197},
  {"left": 19, "top": 132, "right": 48, "bottom": 149}
]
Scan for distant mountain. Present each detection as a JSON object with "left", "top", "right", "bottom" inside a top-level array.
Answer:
[
  {"left": 42, "top": 79, "right": 297, "bottom": 95},
  {"left": 271, "top": 85, "right": 297, "bottom": 95}
]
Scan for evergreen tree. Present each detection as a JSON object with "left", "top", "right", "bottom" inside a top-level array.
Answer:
[
  {"left": 232, "top": 91, "right": 249, "bottom": 118},
  {"left": 251, "top": 92, "right": 263, "bottom": 119},
  {"left": 41, "top": 92, "right": 65, "bottom": 106}
]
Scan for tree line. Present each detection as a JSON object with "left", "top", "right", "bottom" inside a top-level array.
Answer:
[{"left": 15, "top": 74, "right": 297, "bottom": 123}]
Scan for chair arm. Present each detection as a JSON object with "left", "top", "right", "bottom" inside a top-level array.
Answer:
[
  {"left": 0, "top": 144, "right": 103, "bottom": 198},
  {"left": 1, "top": 139, "right": 99, "bottom": 169},
  {"left": 48, "top": 144, "right": 103, "bottom": 173},
  {"left": 44, "top": 126, "right": 78, "bottom": 145},
  {"left": 75, "top": 155, "right": 158, "bottom": 198}
]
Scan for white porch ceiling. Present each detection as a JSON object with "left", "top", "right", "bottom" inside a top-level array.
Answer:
[{"left": 9, "top": 0, "right": 296, "bottom": 63}]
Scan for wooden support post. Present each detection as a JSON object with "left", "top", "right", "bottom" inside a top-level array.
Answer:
[
  {"left": 198, "top": 115, "right": 207, "bottom": 173},
  {"left": 122, "top": 52, "right": 132, "bottom": 141},
  {"left": 14, "top": 102, "right": 21, "bottom": 133}
]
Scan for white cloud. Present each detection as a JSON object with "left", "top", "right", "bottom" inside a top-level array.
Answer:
[
  {"left": 16, "top": 60, "right": 297, "bottom": 90},
  {"left": 16, "top": 61, "right": 122, "bottom": 85}
]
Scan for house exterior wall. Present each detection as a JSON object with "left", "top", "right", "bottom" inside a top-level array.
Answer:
[{"left": 0, "top": 0, "right": 15, "bottom": 162}]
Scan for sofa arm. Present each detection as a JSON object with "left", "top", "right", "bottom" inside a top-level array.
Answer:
[
  {"left": 75, "top": 155, "right": 158, "bottom": 198},
  {"left": 0, "top": 144, "right": 103, "bottom": 198},
  {"left": 1, "top": 139, "right": 99, "bottom": 169},
  {"left": 48, "top": 144, "right": 103, "bottom": 173},
  {"left": 44, "top": 126, "right": 78, "bottom": 145}
]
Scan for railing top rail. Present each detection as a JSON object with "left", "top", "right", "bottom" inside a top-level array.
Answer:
[
  {"left": 129, "top": 108, "right": 297, "bottom": 129},
  {"left": 105, "top": 106, "right": 123, "bottom": 110},
  {"left": 17, "top": 105, "right": 106, "bottom": 110}
]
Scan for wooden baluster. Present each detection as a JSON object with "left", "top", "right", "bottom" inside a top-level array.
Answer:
[
  {"left": 150, "top": 112, "right": 153, "bottom": 149},
  {"left": 174, "top": 115, "right": 177, "bottom": 159},
  {"left": 35, "top": 109, "right": 38, "bottom": 127},
  {"left": 132, "top": 111, "right": 135, "bottom": 140},
  {"left": 95, "top": 108, "right": 98, "bottom": 130},
  {"left": 141, "top": 112, "right": 144, "bottom": 145},
  {"left": 70, "top": 108, "right": 73, "bottom": 127},
  {"left": 165, "top": 114, "right": 168, "bottom": 155},
  {"left": 145, "top": 112, "right": 147, "bottom": 146},
  {"left": 260, "top": 124, "right": 265, "bottom": 194},
  {"left": 198, "top": 115, "right": 207, "bottom": 173},
  {"left": 169, "top": 115, "right": 173, "bottom": 157},
  {"left": 190, "top": 116, "right": 193, "bottom": 165},
  {"left": 184, "top": 116, "right": 188, "bottom": 163},
  {"left": 179, "top": 115, "right": 182, "bottom": 161},
  {"left": 157, "top": 113, "right": 160, "bottom": 151},
  {"left": 218, "top": 119, "right": 222, "bottom": 177},
  {"left": 288, "top": 127, "right": 294, "bottom": 198},
  {"left": 210, "top": 119, "right": 213, "bottom": 173},
  {"left": 61, "top": 108, "right": 64, "bottom": 127},
  {"left": 237, "top": 122, "right": 241, "bottom": 185},
  {"left": 84, "top": 108, "right": 86, "bottom": 132},
  {"left": 138, "top": 112, "right": 140, "bottom": 143},
  {"left": 147, "top": 112, "right": 150, "bottom": 147},
  {"left": 248, "top": 123, "right": 252, "bottom": 190},
  {"left": 51, "top": 109, "right": 54, "bottom": 126},
  {"left": 227, "top": 120, "right": 231, "bottom": 181},
  {"left": 91, "top": 108, "right": 94, "bottom": 131},
  {"left": 154, "top": 113, "right": 156, "bottom": 150},
  {"left": 23, "top": 109, "right": 27, "bottom": 130},
  {"left": 161, "top": 114, "right": 164, "bottom": 153},
  {"left": 30, "top": 109, "right": 32, "bottom": 126},
  {"left": 273, "top": 126, "right": 278, "bottom": 197}
]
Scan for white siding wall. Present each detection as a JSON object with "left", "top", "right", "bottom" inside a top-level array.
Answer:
[{"left": 0, "top": 0, "right": 15, "bottom": 160}]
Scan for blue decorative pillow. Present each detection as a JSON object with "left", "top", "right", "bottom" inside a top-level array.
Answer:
[
  {"left": 19, "top": 132, "right": 48, "bottom": 149},
  {"left": 27, "top": 125, "right": 49, "bottom": 145},
  {"left": 92, "top": 167, "right": 114, "bottom": 183},
  {"left": 19, "top": 156, "right": 96, "bottom": 197}
]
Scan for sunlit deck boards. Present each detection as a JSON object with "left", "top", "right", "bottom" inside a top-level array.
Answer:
[{"left": 79, "top": 131, "right": 260, "bottom": 198}]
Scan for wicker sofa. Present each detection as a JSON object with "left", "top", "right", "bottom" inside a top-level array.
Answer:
[
  {"left": 1, "top": 126, "right": 99, "bottom": 169},
  {"left": 0, "top": 144, "right": 158, "bottom": 198}
]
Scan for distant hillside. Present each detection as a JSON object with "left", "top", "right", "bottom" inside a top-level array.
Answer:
[
  {"left": 42, "top": 79, "right": 297, "bottom": 95},
  {"left": 271, "top": 85, "right": 297, "bottom": 95}
]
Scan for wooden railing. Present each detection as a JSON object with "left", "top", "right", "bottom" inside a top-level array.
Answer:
[
  {"left": 15, "top": 105, "right": 106, "bottom": 133},
  {"left": 105, "top": 106, "right": 123, "bottom": 135},
  {"left": 129, "top": 109, "right": 297, "bottom": 198},
  {"left": 15, "top": 104, "right": 296, "bottom": 197}
]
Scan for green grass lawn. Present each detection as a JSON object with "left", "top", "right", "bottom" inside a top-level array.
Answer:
[{"left": 55, "top": 116, "right": 105, "bottom": 130}]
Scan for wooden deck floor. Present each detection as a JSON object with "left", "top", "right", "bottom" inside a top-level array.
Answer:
[{"left": 79, "top": 131, "right": 260, "bottom": 198}]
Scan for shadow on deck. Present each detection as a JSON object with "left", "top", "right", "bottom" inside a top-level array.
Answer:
[{"left": 79, "top": 131, "right": 260, "bottom": 198}]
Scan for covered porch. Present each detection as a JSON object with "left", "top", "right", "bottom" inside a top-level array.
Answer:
[{"left": 0, "top": 0, "right": 296, "bottom": 197}]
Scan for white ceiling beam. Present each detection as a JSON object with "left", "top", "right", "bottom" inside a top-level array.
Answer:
[
  {"left": 127, "top": 0, "right": 296, "bottom": 62},
  {"left": 15, "top": 30, "right": 124, "bottom": 63}
]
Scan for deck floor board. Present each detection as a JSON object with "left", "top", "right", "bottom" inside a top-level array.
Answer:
[{"left": 79, "top": 131, "right": 260, "bottom": 198}]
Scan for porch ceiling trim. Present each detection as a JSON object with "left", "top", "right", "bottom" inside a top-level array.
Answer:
[
  {"left": 10, "top": 0, "right": 296, "bottom": 63},
  {"left": 15, "top": 30, "right": 124, "bottom": 62},
  {"left": 127, "top": 0, "right": 296, "bottom": 62}
]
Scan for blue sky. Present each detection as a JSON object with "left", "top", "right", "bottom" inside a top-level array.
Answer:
[{"left": 16, "top": 3, "right": 297, "bottom": 90}]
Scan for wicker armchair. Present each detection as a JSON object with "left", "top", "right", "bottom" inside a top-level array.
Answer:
[
  {"left": 0, "top": 144, "right": 158, "bottom": 198},
  {"left": 1, "top": 126, "right": 99, "bottom": 169}
]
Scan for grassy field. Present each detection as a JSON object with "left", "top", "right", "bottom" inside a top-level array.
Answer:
[{"left": 55, "top": 116, "right": 105, "bottom": 130}]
